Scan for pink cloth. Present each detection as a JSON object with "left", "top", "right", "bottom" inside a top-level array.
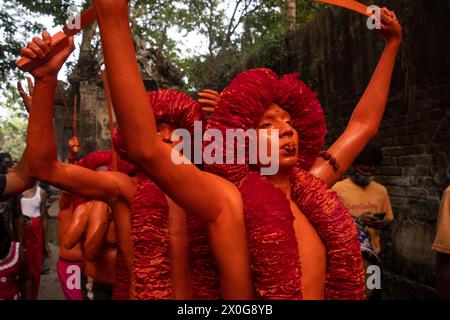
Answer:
[{"left": 57, "top": 258, "right": 84, "bottom": 300}]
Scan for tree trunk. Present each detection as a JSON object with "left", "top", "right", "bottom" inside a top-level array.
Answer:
[{"left": 285, "top": 0, "right": 296, "bottom": 31}]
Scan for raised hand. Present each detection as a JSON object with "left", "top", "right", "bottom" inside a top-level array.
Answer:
[
  {"left": 17, "top": 77, "right": 34, "bottom": 112},
  {"left": 197, "top": 89, "right": 220, "bottom": 114},
  {"left": 19, "top": 31, "right": 75, "bottom": 80},
  {"left": 378, "top": 7, "right": 402, "bottom": 45}
]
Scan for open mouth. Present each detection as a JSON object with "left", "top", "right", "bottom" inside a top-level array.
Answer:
[{"left": 280, "top": 142, "right": 297, "bottom": 156}]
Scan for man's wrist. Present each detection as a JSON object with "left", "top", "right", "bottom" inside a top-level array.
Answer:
[
  {"left": 385, "top": 39, "right": 401, "bottom": 50},
  {"left": 34, "top": 75, "right": 58, "bottom": 85}
]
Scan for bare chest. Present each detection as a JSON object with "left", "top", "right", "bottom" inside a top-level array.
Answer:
[{"left": 290, "top": 200, "right": 327, "bottom": 299}]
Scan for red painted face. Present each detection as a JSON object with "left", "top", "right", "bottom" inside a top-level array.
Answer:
[{"left": 256, "top": 103, "right": 299, "bottom": 170}]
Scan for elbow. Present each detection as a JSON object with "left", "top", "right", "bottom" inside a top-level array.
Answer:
[
  {"left": 28, "top": 160, "right": 58, "bottom": 183},
  {"left": 366, "top": 126, "right": 379, "bottom": 140},
  {"left": 127, "top": 143, "right": 160, "bottom": 170},
  {"left": 357, "top": 123, "right": 378, "bottom": 141},
  {"left": 64, "top": 238, "right": 77, "bottom": 251},
  {"left": 83, "top": 245, "right": 101, "bottom": 263},
  {"left": 350, "top": 123, "right": 379, "bottom": 144}
]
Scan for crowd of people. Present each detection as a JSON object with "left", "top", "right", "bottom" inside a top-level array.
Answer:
[{"left": 0, "top": 1, "right": 448, "bottom": 301}]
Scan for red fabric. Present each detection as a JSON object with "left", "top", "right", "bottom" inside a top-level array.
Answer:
[
  {"left": 76, "top": 149, "right": 136, "bottom": 175},
  {"left": 112, "top": 249, "right": 130, "bottom": 300},
  {"left": 23, "top": 217, "right": 43, "bottom": 299},
  {"left": 0, "top": 242, "right": 21, "bottom": 300},
  {"left": 128, "top": 175, "right": 222, "bottom": 300},
  {"left": 205, "top": 68, "right": 326, "bottom": 184},
  {"left": 130, "top": 174, "right": 172, "bottom": 300},
  {"left": 187, "top": 216, "right": 221, "bottom": 299},
  {"left": 76, "top": 150, "right": 112, "bottom": 170},
  {"left": 57, "top": 258, "right": 84, "bottom": 300},
  {"left": 291, "top": 168, "right": 365, "bottom": 299},
  {"left": 148, "top": 89, "right": 203, "bottom": 135},
  {"left": 239, "top": 172, "right": 302, "bottom": 299},
  {"left": 239, "top": 170, "right": 365, "bottom": 300}
]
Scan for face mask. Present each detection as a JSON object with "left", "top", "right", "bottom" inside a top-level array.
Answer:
[{"left": 351, "top": 172, "right": 374, "bottom": 187}]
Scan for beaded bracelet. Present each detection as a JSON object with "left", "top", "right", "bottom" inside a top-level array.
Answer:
[{"left": 318, "top": 150, "right": 340, "bottom": 172}]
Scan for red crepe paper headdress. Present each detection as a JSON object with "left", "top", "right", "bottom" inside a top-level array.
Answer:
[
  {"left": 76, "top": 149, "right": 136, "bottom": 175},
  {"left": 112, "top": 89, "right": 203, "bottom": 161},
  {"left": 148, "top": 89, "right": 204, "bottom": 135},
  {"left": 205, "top": 68, "right": 327, "bottom": 184}
]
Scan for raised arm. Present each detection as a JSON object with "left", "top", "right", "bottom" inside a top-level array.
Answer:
[
  {"left": 20, "top": 32, "right": 134, "bottom": 204},
  {"left": 310, "top": 7, "right": 402, "bottom": 187},
  {"left": 0, "top": 81, "right": 39, "bottom": 201},
  {"left": 94, "top": 1, "right": 252, "bottom": 298},
  {"left": 93, "top": 1, "right": 235, "bottom": 221}
]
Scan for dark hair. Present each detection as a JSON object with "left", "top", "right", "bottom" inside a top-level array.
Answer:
[
  {"left": 0, "top": 153, "right": 12, "bottom": 174},
  {"left": 0, "top": 152, "right": 12, "bottom": 163},
  {"left": 0, "top": 214, "right": 12, "bottom": 260},
  {"left": 353, "top": 144, "right": 383, "bottom": 167}
]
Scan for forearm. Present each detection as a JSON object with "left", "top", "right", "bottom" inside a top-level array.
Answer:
[
  {"left": 84, "top": 202, "right": 110, "bottom": 262},
  {"left": 112, "top": 201, "right": 134, "bottom": 275},
  {"left": 310, "top": 41, "right": 400, "bottom": 186},
  {"left": 94, "top": 1, "right": 159, "bottom": 159},
  {"left": 2, "top": 158, "right": 35, "bottom": 200},
  {"left": 208, "top": 212, "right": 253, "bottom": 299},
  {"left": 25, "top": 76, "right": 59, "bottom": 178},
  {"left": 347, "top": 41, "right": 400, "bottom": 134},
  {"left": 65, "top": 204, "right": 90, "bottom": 249}
]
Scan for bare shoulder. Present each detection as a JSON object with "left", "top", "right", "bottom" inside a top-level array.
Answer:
[
  {"left": 203, "top": 171, "right": 242, "bottom": 203},
  {"left": 202, "top": 171, "right": 244, "bottom": 222}
]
